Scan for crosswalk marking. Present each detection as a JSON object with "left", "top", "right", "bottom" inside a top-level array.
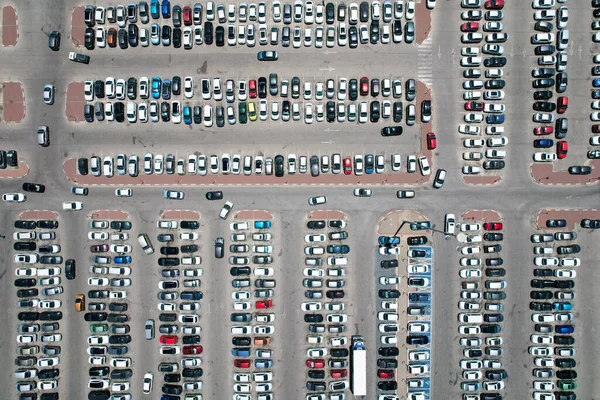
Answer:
[{"left": 418, "top": 36, "right": 433, "bottom": 87}]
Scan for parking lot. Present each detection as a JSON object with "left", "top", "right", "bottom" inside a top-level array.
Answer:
[{"left": 3, "top": 1, "right": 600, "bottom": 400}]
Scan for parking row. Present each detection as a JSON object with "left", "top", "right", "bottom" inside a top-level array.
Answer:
[
  {"left": 452, "top": 214, "right": 507, "bottom": 400},
  {"left": 228, "top": 219, "right": 275, "bottom": 400},
  {"left": 303, "top": 217, "right": 350, "bottom": 400},
  {"left": 13, "top": 218, "right": 64, "bottom": 400},
  {"left": 588, "top": 2, "right": 600, "bottom": 163},
  {"left": 79, "top": 152, "right": 431, "bottom": 178},
  {"left": 459, "top": 0, "right": 508, "bottom": 176},
  {"left": 529, "top": 218, "right": 579, "bottom": 400},
  {"left": 529, "top": 1, "right": 571, "bottom": 168}
]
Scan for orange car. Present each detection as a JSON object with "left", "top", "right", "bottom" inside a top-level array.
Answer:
[
  {"left": 254, "top": 337, "right": 271, "bottom": 346},
  {"left": 75, "top": 294, "right": 85, "bottom": 312}
]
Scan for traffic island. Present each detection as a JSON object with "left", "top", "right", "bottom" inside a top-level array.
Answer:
[
  {"left": 66, "top": 82, "right": 85, "bottom": 122},
  {"left": 2, "top": 6, "right": 19, "bottom": 47},
  {"left": 531, "top": 161, "right": 600, "bottom": 186},
  {"left": 1, "top": 82, "right": 25, "bottom": 123},
  {"left": 71, "top": 6, "right": 85, "bottom": 47},
  {"left": 161, "top": 210, "right": 201, "bottom": 220},
  {"left": 0, "top": 160, "right": 29, "bottom": 179},
  {"left": 233, "top": 210, "right": 273, "bottom": 221},
  {"left": 90, "top": 210, "right": 130, "bottom": 220},
  {"left": 19, "top": 210, "right": 59, "bottom": 220}
]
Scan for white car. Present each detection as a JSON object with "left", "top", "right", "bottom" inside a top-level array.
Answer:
[
  {"left": 408, "top": 322, "right": 430, "bottom": 333},
  {"left": 460, "top": 257, "right": 481, "bottom": 267},
  {"left": 532, "top": 313, "right": 555, "bottom": 323},
  {"left": 407, "top": 264, "right": 430, "bottom": 274},
  {"left": 460, "top": 269, "right": 481, "bottom": 278},
  {"left": 301, "top": 302, "right": 322, "bottom": 311},
  {"left": 308, "top": 196, "right": 326, "bottom": 206},
  {"left": 220, "top": 201, "right": 233, "bottom": 219},
  {"left": 14, "top": 254, "right": 39, "bottom": 264},
  {"left": 180, "top": 232, "right": 199, "bottom": 241},
  {"left": 534, "top": 257, "right": 559, "bottom": 266},
  {"left": 3, "top": 193, "right": 26, "bottom": 202},
  {"left": 533, "top": 152, "right": 557, "bottom": 162},
  {"left": 379, "top": 276, "right": 400, "bottom": 285},
  {"left": 63, "top": 201, "right": 83, "bottom": 211},
  {"left": 115, "top": 188, "right": 132, "bottom": 197},
  {"left": 464, "top": 139, "right": 485, "bottom": 148},
  {"left": 459, "top": 124, "right": 481, "bottom": 135},
  {"left": 418, "top": 156, "right": 430, "bottom": 176}
]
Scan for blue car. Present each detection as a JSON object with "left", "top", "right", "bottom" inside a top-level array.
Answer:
[
  {"left": 555, "top": 324, "right": 574, "bottom": 334},
  {"left": 365, "top": 154, "right": 374, "bottom": 174},
  {"left": 553, "top": 302, "right": 572, "bottom": 311},
  {"left": 378, "top": 236, "right": 401, "bottom": 245},
  {"left": 114, "top": 256, "right": 131, "bottom": 264},
  {"left": 254, "top": 220, "right": 271, "bottom": 229},
  {"left": 534, "top": 138, "right": 553, "bottom": 148},
  {"left": 181, "top": 291, "right": 203, "bottom": 300},
  {"left": 150, "top": 0, "right": 160, "bottom": 18},
  {"left": 231, "top": 348, "right": 251, "bottom": 357},
  {"left": 594, "top": 78, "right": 600, "bottom": 87},
  {"left": 161, "top": 0, "right": 171, "bottom": 18},
  {"left": 487, "top": 114, "right": 505, "bottom": 124},
  {"left": 410, "top": 221, "right": 432, "bottom": 231},
  {"left": 183, "top": 106, "right": 192, "bottom": 124},
  {"left": 162, "top": 79, "right": 171, "bottom": 100},
  {"left": 255, "top": 359, "right": 273, "bottom": 368},
  {"left": 327, "top": 245, "right": 350, "bottom": 254},
  {"left": 151, "top": 77, "right": 161, "bottom": 99}
]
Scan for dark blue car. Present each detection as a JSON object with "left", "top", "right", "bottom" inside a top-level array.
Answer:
[
  {"left": 161, "top": 0, "right": 171, "bottom": 18},
  {"left": 255, "top": 220, "right": 271, "bottom": 229},
  {"left": 378, "top": 236, "right": 401, "bottom": 246},
  {"left": 534, "top": 139, "right": 553, "bottom": 148},
  {"left": 594, "top": 78, "right": 600, "bottom": 87},
  {"left": 114, "top": 256, "right": 131, "bottom": 264},
  {"left": 327, "top": 245, "right": 350, "bottom": 254},
  {"left": 487, "top": 114, "right": 505, "bottom": 124},
  {"left": 555, "top": 325, "right": 574, "bottom": 334}
]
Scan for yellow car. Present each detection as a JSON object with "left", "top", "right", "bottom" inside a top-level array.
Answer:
[
  {"left": 75, "top": 294, "right": 85, "bottom": 312},
  {"left": 248, "top": 102, "right": 257, "bottom": 122}
]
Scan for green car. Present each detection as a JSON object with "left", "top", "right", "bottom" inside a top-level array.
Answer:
[
  {"left": 558, "top": 381, "right": 577, "bottom": 390},
  {"left": 238, "top": 102, "right": 247, "bottom": 124},
  {"left": 90, "top": 323, "right": 108, "bottom": 333}
]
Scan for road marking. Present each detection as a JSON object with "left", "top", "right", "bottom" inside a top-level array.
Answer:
[{"left": 417, "top": 37, "right": 433, "bottom": 87}]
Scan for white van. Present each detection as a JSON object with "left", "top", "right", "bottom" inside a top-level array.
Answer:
[
  {"left": 137, "top": 233, "right": 154, "bottom": 255},
  {"left": 327, "top": 257, "right": 347, "bottom": 266},
  {"left": 458, "top": 313, "right": 483, "bottom": 323},
  {"left": 445, "top": 214, "right": 456, "bottom": 235}
]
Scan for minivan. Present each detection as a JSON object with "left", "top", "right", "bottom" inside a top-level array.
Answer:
[
  {"left": 458, "top": 313, "right": 483, "bottom": 323},
  {"left": 138, "top": 233, "right": 154, "bottom": 254}
]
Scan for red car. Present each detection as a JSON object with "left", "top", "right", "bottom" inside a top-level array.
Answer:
[
  {"left": 465, "top": 101, "right": 484, "bottom": 111},
  {"left": 461, "top": 22, "right": 479, "bottom": 32},
  {"left": 234, "top": 359, "right": 251, "bottom": 368},
  {"left": 91, "top": 244, "right": 109, "bottom": 253},
  {"left": 183, "top": 6, "right": 192, "bottom": 26},
  {"left": 378, "top": 369, "right": 395, "bottom": 379},
  {"left": 426, "top": 132, "right": 437, "bottom": 150},
  {"left": 343, "top": 158, "right": 352, "bottom": 175},
  {"left": 485, "top": 0, "right": 504, "bottom": 9},
  {"left": 593, "top": 125, "right": 600, "bottom": 133},
  {"left": 331, "top": 369, "right": 347, "bottom": 378},
  {"left": 360, "top": 77, "right": 369, "bottom": 96},
  {"left": 557, "top": 140, "right": 568, "bottom": 159},
  {"left": 183, "top": 345, "right": 203, "bottom": 355},
  {"left": 249, "top": 80, "right": 257, "bottom": 98},
  {"left": 484, "top": 222, "right": 503, "bottom": 231},
  {"left": 306, "top": 359, "right": 325, "bottom": 369},
  {"left": 256, "top": 300, "right": 273, "bottom": 309},
  {"left": 534, "top": 126, "right": 553, "bottom": 135},
  {"left": 557, "top": 96, "right": 568, "bottom": 114},
  {"left": 160, "top": 335, "right": 178, "bottom": 345}
]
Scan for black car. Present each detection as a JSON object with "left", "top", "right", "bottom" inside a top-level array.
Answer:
[
  {"left": 14, "top": 242, "right": 36, "bottom": 251},
  {"left": 556, "top": 72, "right": 568, "bottom": 93},
  {"left": 484, "top": 56, "right": 506, "bottom": 67},
  {"left": 111, "top": 221, "right": 132, "bottom": 230},
  {"left": 305, "top": 314, "right": 323, "bottom": 323},
  {"left": 481, "top": 324, "right": 501, "bottom": 334},
  {"left": 65, "top": 259, "right": 75, "bottom": 280},
  {"left": 15, "top": 278, "right": 36, "bottom": 288},
  {"left": 306, "top": 381, "right": 326, "bottom": 391},
  {"left": 89, "top": 367, "right": 110, "bottom": 377},
  {"left": 378, "top": 381, "right": 398, "bottom": 391},
  {"left": 110, "top": 369, "right": 133, "bottom": 380},
  {"left": 370, "top": 101, "right": 380, "bottom": 122},
  {"left": 531, "top": 279, "right": 554, "bottom": 289},
  {"left": 555, "top": 118, "right": 568, "bottom": 139},
  {"left": 114, "top": 102, "right": 125, "bottom": 122},
  {"left": 483, "top": 232, "right": 503, "bottom": 241},
  {"left": 107, "top": 314, "right": 129, "bottom": 323},
  {"left": 557, "top": 245, "right": 581, "bottom": 255},
  {"left": 182, "top": 368, "right": 203, "bottom": 378},
  {"left": 407, "top": 236, "right": 427, "bottom": 245},
  {"left": 128, "top": 24, "right": 139, "bottom": 47},
  {"left": 326, "top": 2, "right": 335, "bottom": 23},
  {"left": 40, "top": 311, "right": 62, "bottom": 321},
  {"left": 164, "top": 373, "right": 181, "bottom": 383},
  {"left": 379, "top": 289, "right": 400, "bottom": 299},
  {"left": 331, "top": 348, "right": 349, "bottom": 357},
  {"left": 307, "top": 220, "right": 326, "bottom": 229},
  {"left": 530, "top": 302, "right": 552, "bottom": 311},
  {"left": 161, "top": 247, "right": 179, "bottom": 256},
  {"left": 381, "top": 126, "right": 403, "bottom": 137},
  {"left": 555, "top": 358, "right": 576, "bottom": 368},
  {"left": 406, "top": 335, "right": 429, "bottom": 345},
  {"left": 533, "top": 102, "right": 556, "bottom": 112},
  {"left": 531, "top": 290, "right": 553, "bottom": 300},
  {"left": 378, "top": 346, "right": 399, "bottom": 357},
  {"left": 17, "top": 288, "right": 38, "bottom": 298},
  {"left": 118, "top": 28, "right": 128, "bottom": 49},
  {"left": 484, "top": 292, "right": 506, "bottom": 301},
  {"left": 172, "top": 27, "right": 182, "bottom": 48},
  {"left": 49, "top": 31, "right": 61, "bottom": 51},
  {"left": 162, "top": 384, "right": 183, "bottom": 395},
  {"left": 555, "top": 280, "right": 575, "bottom": 289},
  {"left": 172, "top": 76, "right": 181, "bottom": 96},
  {"left": 485, "top": 257, "right": 503, "bottom": 266},
  {"left": 232, "top": 337, "right": 251, "bottom": 346},
  {"left": 581, "top": 218, "right": 600, "bottom": 229},
  {"left": 534, "top": 269, "right": 553, "bottom": 277},
  {"left": 308, "top": 370, "right": 325, "bottom": 379},
  {"left": 230, "top": 266, "right": 251, "bottom": 276},
  {"left": 534, "top": 90, "right": 553, "bottom": 100},
  {"left": 193, "top": 106, "right": 202, "bottom": 124},
  {"left": 88, "top": 391, "right": 110, "bottom": 400},
  {"left": 109, "top": 303, "right": 128, "bottom": 312},
  {"left": 85, "top": 27, "right": 95, "bottom": 50},
  {"left": 88, "top": 290, "right": 109, "bottom": 299},
  {"left": 215, "top": 105, "right": 224, "bottom": 127},
  {"left": 556, "top": 370, "right": 577, "bottom": 380},
  {"left": 546, "top": 219, "right": 566, "bottom": 228},
  {"left": 486, "top": 369, "right": 507, "bottom": 381},
  {"left": 349, "top": 78, "right": 358, "bottom": 100},
  {"left": 380, "top": 259, "right": 398, "bottom": 269},
  {"left": 205, "top": 191, "right": 223, "bottom": 200},
  {"left": 275, "top": 155, "right": 284, "bottom": 177},
  {"left": 161, "top": 24, "right": 171, "bottom": 45},
  {"left": 15, "top": 220, "right": 36, "bottom": 229},
  {"left": 84, "top": 104, "right": 94, "bottom": 123},
  {"left": 326, "top": 290, "right": 344, "bottom": 299},
  {"left": 108, "top": 346, "right": 128, "bottom": 355},
  {"left": 326, "top": 101, "right": 335, "bottom": 122},
  {"left": 568, "top": 165, "right": 592, "bottom": 175},
  {"left": 370, "top": 21, "right": 379, "bottom": 44},
  {"left": 393, "top": 102, "right": 403, "bottom": 122},
  {"left": 215, "top": 25, "right": 224, "bottom": 46},
  {"left": 377, "top": 358, "right": 398, "bottom": 368},
  {"left": 532, "top": 68, "right": 555, "bottom": 78},
  {"left": 486, "top": 268, "right": 505, "bottom": 277}
]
